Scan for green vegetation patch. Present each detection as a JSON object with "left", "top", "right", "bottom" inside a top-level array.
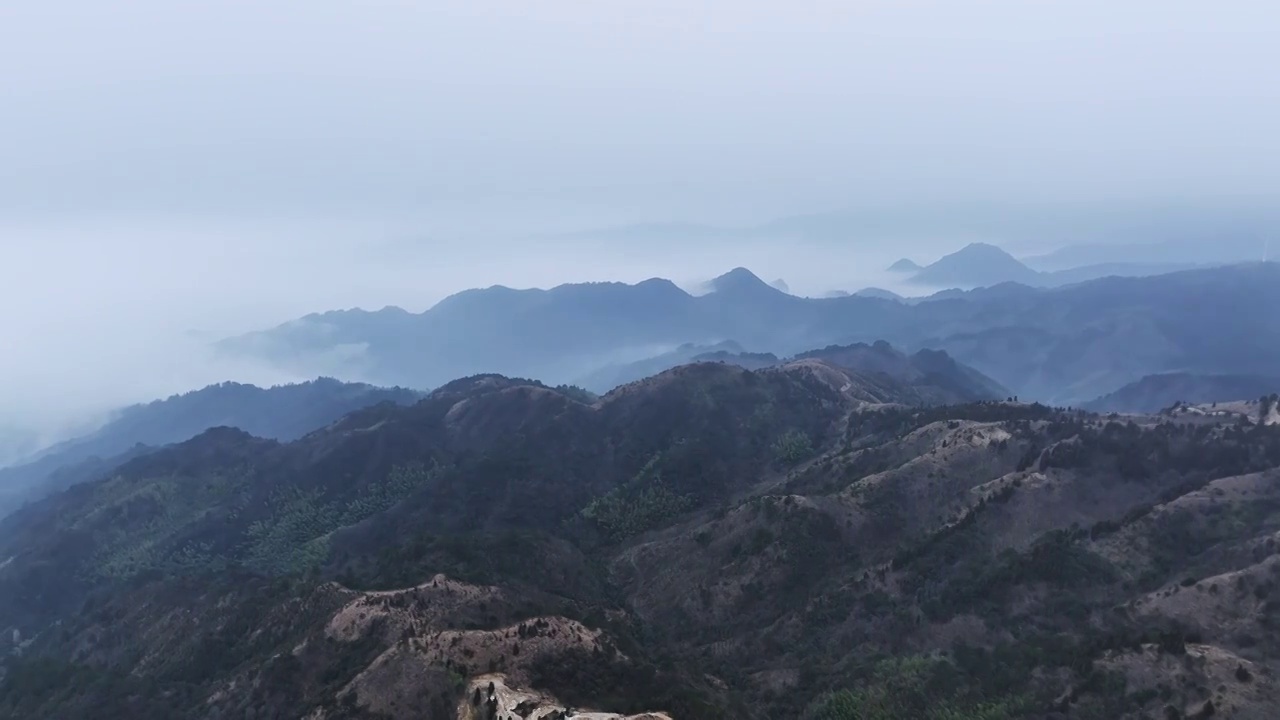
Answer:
[
  {"left": 91, "top": 462, "right": 441, "bottom": 579},
  {"left": 773, "top": 429, "right": 816, "bottom": 465},
  {"left": 580, "top": 454, "right": 695, "bottom": 541},
  {"left": 807, "top": 656, "right": 1028, "bottom": 720},
  {"left": 246, "top": 461, "right": 440, "bottom": 575}
]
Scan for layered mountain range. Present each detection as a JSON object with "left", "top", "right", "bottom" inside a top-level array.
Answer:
[
  {"left": 4, "top": 250, "right": 1280, "bottom": 720},
  {"left": 890, "top": 242, "right": 1199, "bottom": 289},
  {"left": 577, "top": 340, "right": 1005, "bottom": 402},
  {"left": 0, "top": 379, "right": 421, "bottom": 518},
  {"left": 220, "top": 262, "right": 1280, "bottom": 406},
  {"left": 1085, "top": 374, "right": 1280, "bottom": 415}
]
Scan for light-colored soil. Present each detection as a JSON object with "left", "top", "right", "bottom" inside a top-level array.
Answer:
[
  {"left": 458, "top": 674, "right": 672, "bottom": 720},
  {"left": 1100, "top": 643, "right": 1280, "bottom": 719}
]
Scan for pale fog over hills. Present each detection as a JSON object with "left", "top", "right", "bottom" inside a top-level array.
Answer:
[
  {"left": 4, "top": 213, "right": 1274, "bottom": 459},
  {"left": 3, "top": 0, "right": 1279, "bottom": 450},
  {"left": 4, "top": 3, "right": 1280, "bottom": 719}
]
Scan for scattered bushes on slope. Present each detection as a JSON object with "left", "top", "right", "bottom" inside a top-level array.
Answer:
[
  {"left": 806, "top": 656, "right": 1026, "bottom": 720},
  {"left": 579, "top": 454, "right": 694, "bottom": 541}
]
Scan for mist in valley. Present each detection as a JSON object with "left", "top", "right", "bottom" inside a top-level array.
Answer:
[
  {"left": 7, "top": 4, "right": 1280, "bottom": 719},
  {"left": 3, "top": 0, "right": 1279, "bottom": 454}
]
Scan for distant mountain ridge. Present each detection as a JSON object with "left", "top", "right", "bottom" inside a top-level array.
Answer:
[
  {"left": 795, "top": 341, "right": 1008, "bottom": 403},
  {"left": 574, "top": 341, "right": 754, "bottom": 392},
  {"left": 588, "top": 340, "right": 1006, "bottom": 404},
  {"left": 895, "top": 242, "right": 1201, "bottom": 289},
  {"left": 220, "top": 263, "right": 1280, "bottom": 407},
  {"left": 852, "top": 287, "right": 905, "bottom": 301},
  {"left": 1083, "top": 372, "right": 1280, "bottom": 414},
  {"left": 906, "top": 242, "right": 1043, "bottom": 288},
  {"left": 541, "top": 207, "right": 1279, "bottom": 267},
  {"left": 0, "top": 378, "right": 421, "bottom": 517}
]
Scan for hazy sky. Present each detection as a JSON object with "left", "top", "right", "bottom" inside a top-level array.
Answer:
[
  {"left": 4, "top": 1, "right": 1280, "bottom": 221},
  {"left": 2, "top": 0, "right": 1279, "bottom": 441}
]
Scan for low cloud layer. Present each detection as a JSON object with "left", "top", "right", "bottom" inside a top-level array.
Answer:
[
  {"left": 0, "top": 213, "right": 955, "bottom": 445},
  {"left": 2, "top": 0, "right": 1279, "bottom": 454}
]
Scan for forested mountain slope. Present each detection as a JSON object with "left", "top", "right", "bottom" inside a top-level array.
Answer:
[
  {"left": 1, "top": 362, "right": 1279, "bottom": 719},
  {"left": 0, "top": 378, "right": 421, "bottom": 518}
]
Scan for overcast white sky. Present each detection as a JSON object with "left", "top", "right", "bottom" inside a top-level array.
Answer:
[{"left": 2, "top": 0, "right": 1279, "bottom": 440}]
